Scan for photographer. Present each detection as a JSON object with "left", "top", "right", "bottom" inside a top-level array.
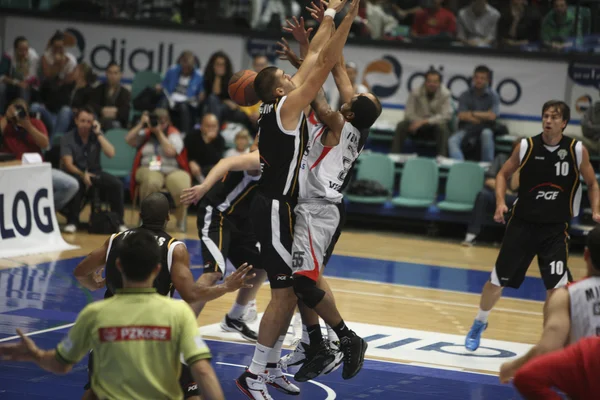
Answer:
[
  {"left": 60, "top": 106, "right": 126, "bottom": 234},
  {"left": 126, "top": 109, "right": 191, "bottom": 232}
]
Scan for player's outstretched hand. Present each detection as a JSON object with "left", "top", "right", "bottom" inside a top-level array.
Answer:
[
  {"left": 494, "top": 203, "right": 508, "bottom": 224},
  {"left": 327, "top": 0, "right": 348, "bottom": 12},
  {"left": 0, "top": 329, "right": 40, "bottom": 362},
  {"left": 180, "top": 184, "right": 209, "bottom": 206},
  {"left": 283, "top": 16, "right": 313, "bottom": 45},
  {"left": 223, "top": 263, "right": 256, "bottom": 293},
  {"left": 276, "top": 38, "right": 303, "bottom": 69},
  {"left": 498, "top": 361, "right": 516, "bottom": 384},
  {"left": 306, "top": 0, "right": 327, "bottom": 23}
]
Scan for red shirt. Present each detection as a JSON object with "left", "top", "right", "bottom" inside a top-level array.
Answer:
[
  {"left": 0, "top": 117, "right": 48, "bottom": 159},
  {"left": 412, "top": 7, "right": 456, "bottom": 36}
]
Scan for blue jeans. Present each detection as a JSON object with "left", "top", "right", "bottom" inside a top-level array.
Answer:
[
  {"left": 448, "top": 128, "right": 495, "bottom": 162},
  {"left": 51, "top": 168, "right": 79, "bottom": 211},
  {"left": 30, "top": 103, "right": 73, "bottom": 137}
]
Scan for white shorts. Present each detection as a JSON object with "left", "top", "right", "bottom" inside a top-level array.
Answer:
[{"left": 291, "top": 201, "right": 343, "bottom": 281}]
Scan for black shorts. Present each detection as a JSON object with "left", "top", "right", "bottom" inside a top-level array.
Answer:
[
  {"left": 251, "top": 191, "right": 295, "bottom": 289},
  {"left": 197, "top": 201, "right": 261, "bottom": 276},
  {"left": 84, "top": 351, "right": 200, "bottom": 399},
  {"left": 493, "top": 217, "right": 573, "bottom": 290}
]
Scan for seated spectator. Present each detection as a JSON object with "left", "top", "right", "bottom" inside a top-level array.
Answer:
[
  {"left": 126, "top": 109, "right": 190, "bottom": 231},
  {"left": 238, "top": 55, "right": 269, "bottom": 135},
  {"left": 0, "top": 36, "right": 39, "bottom": 114},
  {"left": 0, "top": 99, "right": 78, "bottom": 212},
  {"left": 157, "top": 51, "right": 203, "bottom": 134},
  {"left": 391, "top": 69, "right": 452, "bottom": 157},
  {"left": 389, "top": 0, "right": 422, "bottom": 27},
  {"left": 581, "top": 101, "right": 600, "bottom": 154},
  {"left": 457, "top": 0, "right": 501, "bottom": 46},
  {"left": 225, "top": 129, "right": 251, "bottom": 158},
  {"left": 202, "top": 51, "right": 246, "bottom": 125},
  {"left": 60, "top": 107, "right": 125, "bottom": 234},
  {"left": 462, "top": 140, "right": 520, "bottom": 246},
  {"left": 353, "top": 0, "right": 399, "bottom": 39},
  {"left": 184, "top": 113, "right": 225, "bottom": 182},
  {"left": 91, "top": 62, "right": 131, "bottom": 131},
  {"left": 541, "top": 0, "right": 579, "bottom": 51},
  {"left": 411, "top": 0, "right": 456, "bottom": 40},
  {"left": 32, "top": 62, "right": 96, "bottom": 137},
  {"left": 448, "top": 65, "right": 499, "bottom": 162},
  {"left": 329, "top": 62, "right": 369, "bottom": 111},
  {"left": 498, "top": 0, "right": 541, "bottom": 47}
]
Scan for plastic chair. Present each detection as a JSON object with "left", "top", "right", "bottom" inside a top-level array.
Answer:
[
  {"left": 437, "top": 161, "right": 485, "bottom": 212},
  {"left": 392, "top": 158, "right": 439, "bottom": 208},
  {"left": 130, "top": 70, "right": 163, "bottom": 121},
  {"left": 346, "top": 153, "right": 395, "bottom": 205},
  {"left": 100, "top": 129, "right": 136, "bottom": 178}
]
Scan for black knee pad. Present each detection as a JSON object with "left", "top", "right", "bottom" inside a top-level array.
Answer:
[{"left": 293, "top": 275, "right": 325, "bottom": 308}]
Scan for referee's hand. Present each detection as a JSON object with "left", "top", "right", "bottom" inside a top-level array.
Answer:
[{"left": 222, "top": 263, "right": 256, "bottom": 293}]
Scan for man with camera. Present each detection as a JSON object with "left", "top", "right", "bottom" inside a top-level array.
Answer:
[
  {"left": 0, "top": 98, "right": 80, "bottom": 213},
  {"left": 60, "top": 106, "right": 126, "bottom": 234},
  {"left": 126, "top": 109, "right": 191, "bottom": 232}
]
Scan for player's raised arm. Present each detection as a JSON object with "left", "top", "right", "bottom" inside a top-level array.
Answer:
[
  {"left": 73, "top": 237, "right": 110, "bottom": 290},
  {"left": 494, "top": 142, "right": 523, "bottom": 223},
  {"left": 579, "top": 145, "right": 600, "bottom": 223},
  {"left": 332, "top": 54, "right": 354, "bottom": 106}
]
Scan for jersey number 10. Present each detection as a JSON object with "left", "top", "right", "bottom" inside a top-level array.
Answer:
[
  {"left": 555, "top": 161, "right": 569, "bottom": 176},
  {"left": 550, "top": 260, "right": 564, "bottom": 275}
]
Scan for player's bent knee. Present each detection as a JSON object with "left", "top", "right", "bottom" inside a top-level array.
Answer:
[{"left": 293, "top": 275, "right": 325, "bottom": 308}]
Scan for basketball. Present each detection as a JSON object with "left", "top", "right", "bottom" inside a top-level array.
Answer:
[{"left": 228, "top": 70, "right": 259, "bottom": 107}]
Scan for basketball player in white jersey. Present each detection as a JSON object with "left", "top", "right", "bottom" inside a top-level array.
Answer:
[{"left": 498, "top": 225, "right": 600, "bottom": 384}]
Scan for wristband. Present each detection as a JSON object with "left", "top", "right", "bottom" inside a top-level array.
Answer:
[{"left": 324, "top": 8, "right": 336, "bottom": 19}]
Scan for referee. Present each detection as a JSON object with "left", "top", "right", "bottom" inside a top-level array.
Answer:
[{"left": 0, "top": 230, "right": 225, "bottom": 400}]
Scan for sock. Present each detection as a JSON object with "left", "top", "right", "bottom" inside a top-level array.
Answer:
[
  {"left": 332, "top": 320, "right": 354, "bottom": 340},
  {"left": 227, "top": 302, "right": 247, "bottom": 320},
  {"left": 307, "top": 324, "right": 322, "bottom": 346},
  {"left": 266, "top": 335, "right": 286, "bottom": 367},
  {"left": 301, "top": 324, "right": 310, "bottom": 344},
  {"left": 248, "top": 300, "right": 256, "bottom": 308},
  {"left": 248, "top": 343, "right": 272, "bottom": 375},
  {"left": 326, "top": 324, "right": 339, "bottom": 342},
  {"left": 475, "top": 309, "right": 490, "bottom": 323},
  {"left": 465, "top": 233, "right": 476, "bottom": 242}
]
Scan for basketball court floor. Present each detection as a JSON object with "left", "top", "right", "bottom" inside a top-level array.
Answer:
[{"left": 0, "top": 211, "right": 585, "bottom": 399}]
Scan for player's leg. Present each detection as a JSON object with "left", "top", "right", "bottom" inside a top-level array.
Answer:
[{"left": 465, "top": 217, "right": 536, "bottom": 351}]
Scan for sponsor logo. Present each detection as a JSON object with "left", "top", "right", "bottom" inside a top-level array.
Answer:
[
  {"left": 0, "top": 189, "right": 54, "bottom": 239},
  {"left": 187, "top": 384, "right": 198, "bottom": 392},
  {"left": 275, "top": 274, "right": 291, "bottom": 281},
  {"left": 558, "top": 149, "right": 568, "bottom": 160},
  {"left": 99, "top": 326, "right": 172, "bottom": 342},
  {"left": 535, "top": 156, "right": 545, "bottom": 160},
  {"left": 535, "top": 191, "right": 559, "bottom": 200}
]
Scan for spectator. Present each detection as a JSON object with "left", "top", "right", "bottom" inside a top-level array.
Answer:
[
  {"left": 329, "top": 62, "right": 369, "bottom": 112},
  {"left": 391, "top": 69, "right": 452, "bottom": 157},
  {"left": 91, "top": 62, "right": 131, "bottom": 131},
  {"left": 354, "top": 0, "right": 399, "bottom": 39},
  {"left": 0, "top": 36, "right": 39, "bottom": 114},
  {"left": 390, "top": 0, "right": 422, "bottom": 26},
  {"left": 158, "top": 51, "right": 203, "bottom": 134},
  {"left": 457, "top": 0, "right": 501, "bottom": 46},
  {"left": 581, "top": 101, "right": 600, "bottom": 154},
  {"left": 497, "top": 0, "right": 541, "bottom": 47},
  {"left": 60, "top": 106, "right": 125, "bottom": 234},
  {"left": 224, "top": 129, "right": 251, "bottom": 158},
  {"left": 448, "top": 65, "right": 499, "bottom": 162},
  {"left": 541, "top": 0, "right": 578, "bottom": 50},
  {"left": 411, "top": 0, "right": 457, "bottom": 40},
  {"left": 126, "top": 109, "right": 190, "bottom": 231},
  {"left": 184, "top": 113, "right": 225, "bottom": 182},
  {"left": 32, "top": 62, "right": 96, "bottom": 137},
  {"left": 461, "top": 140, "right": 520, "bottom": 246},
  {"left": 0, "top": 99, "right": 79, "bottom": 213},
  {"left": 238, "top": 55, "right": 269, "bottom": 135},
  {"left": 251, "top": 0, "right": 298, "bottom": 31},
  {"left": 201, "top": 51, "right": 240, "bottom": 124}
]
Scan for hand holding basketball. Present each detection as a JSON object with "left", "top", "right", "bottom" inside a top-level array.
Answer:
[{"left": 228, "top": 70, "right": 259, "bottom": 107}]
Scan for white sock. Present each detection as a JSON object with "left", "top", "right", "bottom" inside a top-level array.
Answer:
[
  {"left": 301, "top": 325, "right": 309, "bottom": 344},
  {"left": 249, "top": 343, "right": 271, "bottom": 375},
  {"left": 247, "top": 300, "right": 256, "bottom": 308},
  {"left": 326, "top": 324, "right": 338, "bottom": 342},
  {"left": 267, "top": 335, "right": 286, "bottom": 365},
  {"left": 475, "top": 309, "right": 490, "bottom": 323},
  {"left": 465, "top": 233, "right": 476, "bottom": 242},
  {"left": 227, "top": 302, "right": 247, "bottom": 320}
]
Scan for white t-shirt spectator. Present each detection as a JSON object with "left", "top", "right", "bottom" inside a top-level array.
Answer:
[{"left": 43, "top": 50, "right": 77, "bottom": 79}]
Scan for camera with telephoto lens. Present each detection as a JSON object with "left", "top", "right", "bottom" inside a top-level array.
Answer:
[
  {"left": 13, "top": 105, "right": 26, "bottom": 121},
  {"left": 144, "top": 114, "right": 159, "bottom": 128}
]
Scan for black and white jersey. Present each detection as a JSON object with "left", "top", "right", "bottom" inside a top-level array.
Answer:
[
  {"left": 513, "top": 134, "right": 582, "bottom": 224},
  {"left": 257, "top": 95, "right": 309, "bottom": 200},
  {"left": 104, "top": 227, "right": 185, "bottom": 298},
  {"left": 203, "top": 171, "right": 260, "bottom": 219},
  {"left": 568, "top": 276, "right": 600, "bottom": 343}
]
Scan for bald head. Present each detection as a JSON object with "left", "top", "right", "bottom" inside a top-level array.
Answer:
[
  {"left": 201, "top": 113, "right": 219, "bottom": 141},
  {"left": 140, "top": 193, "right": 170, "bottom": 230}
]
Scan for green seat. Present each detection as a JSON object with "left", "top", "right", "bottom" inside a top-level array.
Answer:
[
  {"left": 130, "top": 70, "right": 163, "bottom": 121},
  {"left": 437, "top": 161, "right": 484, "bottom": 212},
  {"left": 346, "top": 153, "right": 395, "bottom": 205},
  {"left": 100, "top": 129, "right": 136, "bottom": 178},
  {"left": 392, "top": 158, "right": 438, "bottom": 208},
  {"left": 51, "top": 132, "right": 65, "bottom": 148}
]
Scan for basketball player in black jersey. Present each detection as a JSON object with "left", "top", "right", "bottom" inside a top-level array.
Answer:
[
  {"left": 465, "top": 100, "right": 600, "bottom": 352},
  {"left": 73, "top": 193, "right": 255, "bottom": 400}
]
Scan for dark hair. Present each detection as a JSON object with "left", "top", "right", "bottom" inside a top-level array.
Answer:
[
  {"left": 117, "top": 230, "right": 161, "bottom": 282},
  {"left": 350, "top": 94, "right": 382, "bottom": 130},
  {"left": 203, "top": 51, "right": 233, "bottom": 96},
  {"left": 474, "top": 65, "right": 491, "bottom": 77},
  {"left": 106, "top": 61, "right": 120, "bottom": 71},
  {"left": 48, "top": 30, "right": 64, "bottom": 47},
  {"left": 140, "top": 193, "right": 170, "bottom": 230},
  {"left": 13, "top": 36, "right": 27, "bottom": 49},
  {"left": 78, "top": 62, "right": 97, "bottom": 85},
  {"left": 76, "top": 106, "right": 95, "bottom": 118},
  {"left": 425, "top": 69, "right": 442, "bottom": 81},
  {"left": 542, "top": 100, "right": 570, "bottom": 130},
  {"left": 254, "top": 66, "right": 280, "bottom": 104}
]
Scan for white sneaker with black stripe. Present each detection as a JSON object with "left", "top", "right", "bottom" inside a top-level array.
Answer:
[
  {"left": 265, "top": 364, "right": 300, "bottom": 395},
  {"left": 221, "top": 314, "right": 258, "bottom": 342},
  {"left": 236, "top": 370, "right": 273, "bottom": 400}
]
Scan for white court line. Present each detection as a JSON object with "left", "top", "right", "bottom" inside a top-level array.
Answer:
[
  {"left": 332, "top": 288, "right": 543, "bottom": 316},
  {"left": 0, "top": 323, "right": 74, "bottom": 343}
]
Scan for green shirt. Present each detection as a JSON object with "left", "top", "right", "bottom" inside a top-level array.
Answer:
[
  {"left": 56, "top": 288, "right": 211, "bottom": 400},
  {"left": 541, "top": 8, "right": 579, "bottom": 42}
]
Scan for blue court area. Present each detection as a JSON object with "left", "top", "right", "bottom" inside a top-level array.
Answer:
[{"left": 0, "top": 238, "right": 539, "bottom": 399}]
